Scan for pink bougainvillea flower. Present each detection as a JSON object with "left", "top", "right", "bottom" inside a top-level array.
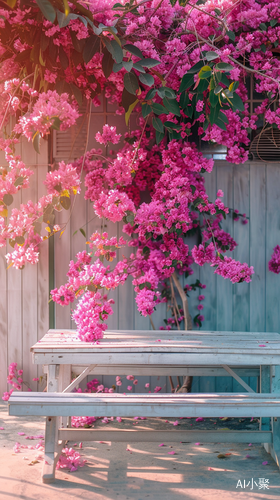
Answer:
[{"left": 196, "top": 417, "right": 204, "bottom": 422}]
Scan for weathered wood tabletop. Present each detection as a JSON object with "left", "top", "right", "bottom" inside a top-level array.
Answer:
[{"left": 31, "top": 329, "right": 280, "bottom": 367}]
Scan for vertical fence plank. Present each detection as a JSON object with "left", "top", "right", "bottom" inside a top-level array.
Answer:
[
  {"left": 233, "top": 164, "right": 250, "bottom": 331},
  {"left": 0, "top": 245, "right": 7, "bottom": 396},
  {"left": 199, "top": 168, "right": 217, "bottom": 331},
  {"left": 37, "top": 143, "right": 50, "bottom": 386},
  {"left": 216, "top": 161, "right": 234, "bottom": 331},
  {"left": 22, "top": 160, "right": 38, "bottom": 391},
  {"left": 250, "top": 163, "right": 266, "bottom": 332},
  {"left": 266, "top": 165, "right": 280, "bottom": 332}
]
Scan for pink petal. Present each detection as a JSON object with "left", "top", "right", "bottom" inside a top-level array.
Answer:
[
  {"left": 259, "top": 345, "right": 266, "bottom": 347},
  {"left": 196, "top": 417, "right": 204, "bottom": 422},
  {"left": 245, "top": 454, "right": 251, "bottom": 458},
  {"left": 0, "top": 427, "right": 4, "bottom": 430},
  {"left": 168, "top": 451, "right": 176, "bottom": 455},
  {"left": 18, "top": 432, "right": 25, "bottom": 435},
  {"left": 159, "top": 444, "right": 165, "bottom": 447},
  {"left": 195, "top": 442, "right": 200, "bottom": 445},
  {"left": 262, "top": 461, "right": 268, "bottom": 465}
]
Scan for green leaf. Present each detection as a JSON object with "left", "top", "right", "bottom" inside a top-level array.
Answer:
[
  {"left": 15, "top": 236, "right": 25, "bottom": 246},
  {"left": 223, "top": 88, "right": 233, "bottom": 99},
  {"left": 70, "top": 31, "right": 86, "bottom": 53},
  {"left": 60, "top": 196, "right": 71, "bottom": 210},
  {"left": 146, "top": 89, "right": 156, "bottom": 100},
  {"left": 113, "top": 62, "right": 123, "bottom": 72},
  {"left": 70, "top": 84, "right": 83, "bottom": 106},
  {"left": 162, "top": 97, "right": 181, "bottom": 117},
  {"left": 152, "top": 117, "right": 164, "bottom": 133},
  {"left": 36, "top": 0, "right": 56, "bottom": 23},
  {"left": 230, "top": 93, "right": 244, "bottom": 112},
  {"left": 218, "top": 111, "right": 229, "bottom": 124},
  {"left": 51, "top": 117, "right": 62, "bottom": 130},
  {"left": 226, "top": 30, "right": 235, "bottom": 41},
  {"left": 102, "top": 47, "right": 114, "bottom": 78},
  {"left": 122, "top": 87, "right": 137, "bottom": 111},
  {"left": 123, "top": 72, "right": 139, "bottom": 95},
  {"left": 209, "top": 104, "right": 220, "bottom": 125},
  {"left": 139, "top": 73, "right": 154, "bottom": 87},
  {"left": 187, "top": 60, "right": 204, "bottom": 74},
  {"left": 209, "top": 91, "right": 218, "bottom": 107},
  {"left": 151, "top": 103, "right": 168, "bottom": 115},
  {"left": 216, "top": 72, "right": 229, "bottom": 86},
  {"left": 3, "top": 193, "right": 13, "bottom": 206},
  {"left": 138, "top": 58, "right": 161, "bottom": 68},
  {"left": 215, "top": 62, "right": 233, "bottom": 72},
  {"left": 184, "top": 105, "right": 193, "bottom": 118},
  {"left": 83, "top": 34, "right": 100, "bottom": 64},
  {"left": 215, "top": 118, "right": 227, "bottom": 131},
  {"left": 59, "top": 47, "right": 69, "bottom": 70},
  {"left": 123, "top": 60, "right": 133, "bottom": 72},
  {"left": 80, "top": 228, "right": 86, "bottom": 238},
  {"left": 270, "top": 19, "right": 278, "bottom": 27},
  {"left": 179, "top": 91, "right": 189, "bottom": 108},
  {"left": 125, "top": 99, "right": 138, "bottom": 125},
  {"left": 179, "top": 73, "right": 194, "bottom": 92},
  {"left": 190, "top": 185, "right": 196, "bottom": 195},
  {"left": 163, "top": 121, "right": 181, "bottom": 131},
  {"left": 198, "top": 65, "right": 212, "bottom": 79},
  {"left": 156, "top": 130, "right": 165, "bottom": 144},
  {"left": 214, "top": 85, "right": 223, "bottom": 95},
  {"left": 195, "top": 79, "right": 209, "bottom": 92},
  {"left": 259, "top": 22, "right": 267, "bottom": 31},
  {"left": 32, "top": 132, "right": 40, "bottom": 154},
  {"left": 132, "top": 62, "right": 146, "bottom": 74},
  {"left": 142, "top": 103, "right": 152, "bottom": 118},
  {"left": 40, "top": 32, "right": 49, "bottom": 52},
  {"left": 124, "top": 44, "right": 143, "bottom": 59},
  {"left": 205, "top": 51, "right": 219, "bottom": 61},
  {"left": 14, "top": 176, "right": 24, "bottom": 187},
  {"left": 261, "top": 44, "right": 266, "bottom": 53},
  {"left": 104, "top": 38, "right": 123, "bottom": 64}
]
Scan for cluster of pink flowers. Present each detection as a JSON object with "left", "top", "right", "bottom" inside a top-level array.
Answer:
[
  {"left": 2, "top": 363, "right": 32, "bottom": 401},
  {"left": 95, "top": 125, "right": 121, "bottom": 145},
  {"left": 212, "top": 256, "right": 254, "bottom": 284},
  {"left": 90, "top": 232, "right": 127, "bottom": 260},
  {"left": 44, "top": 161, "right": 81, "bottom": 196},
  {"left": 94, "top": 190, "right": 136, "bottom": 223},
  {"left": 72, "top": 291, "right": 114, "bottom": 342},
  {"left": 56, "top": 447, "right": 86, "bottom": 472},
  {"left": 14, "top": 91, "right": 79, "bottom": 140},
  {"left": 268, "top": 245, "right": 280, "bottom": 274}
]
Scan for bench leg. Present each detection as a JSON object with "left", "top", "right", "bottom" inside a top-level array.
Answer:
[
  {"left": 271, "top": 365, "right": 280, "bottom": 467},
  {"left": 260, "top": 365, "right": 271, "bottom": 433},
  {"left": 43, "top": 416, "right": 60, "bottom": 483}
]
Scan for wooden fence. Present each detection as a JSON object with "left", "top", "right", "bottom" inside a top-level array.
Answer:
[{"left": 1, "top": 104, "right": 280, "bottom": 395}]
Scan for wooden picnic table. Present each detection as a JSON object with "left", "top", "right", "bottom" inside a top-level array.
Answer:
[{"left": 23, "top": 328, "right": 280, "bottom": 482}]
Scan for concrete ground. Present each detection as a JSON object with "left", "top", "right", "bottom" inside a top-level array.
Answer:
[{"left": 1, "top": 402, "right": 280, "bottom": 500}]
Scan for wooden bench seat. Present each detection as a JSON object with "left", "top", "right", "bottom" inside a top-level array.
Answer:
[
  {"left": 8, "top": 391, "right": 280, "bottom": 418},
  {"left": 8, "top": 391, "right": 280, "bottom": 482}
]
